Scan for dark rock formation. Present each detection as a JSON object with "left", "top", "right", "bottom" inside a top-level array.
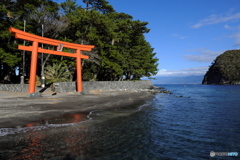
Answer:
[{"left": 202, "top": 50, "right": 240, "bottom": 85}]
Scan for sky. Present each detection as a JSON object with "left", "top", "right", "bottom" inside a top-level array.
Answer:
[{"left": 56, "top": 0, "right": 240, "bottom": 83}]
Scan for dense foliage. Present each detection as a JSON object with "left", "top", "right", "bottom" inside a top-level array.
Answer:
[
  {"left": 0, "top": 0, "right": 158, "bottom": 83},
  {"left": 202, "top": 50, "right": 240, "bottom": 84}
]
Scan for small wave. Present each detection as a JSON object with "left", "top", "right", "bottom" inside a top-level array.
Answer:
[
  {"left": 85, "top": 110, "right": 99, "bottom": 122},
  {"left": 138, "top": 101, "right": 152, "bottom": 111},
  {"left": 0, "top": 111, "right": 98, "bottom": 137},
  {"left": 0, "top": 122, "right": 81, "bottom": 137}
]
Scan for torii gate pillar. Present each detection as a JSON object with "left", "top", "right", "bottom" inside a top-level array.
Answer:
[
  {"left": 76, "top": 49, "right": 83, "bottom": 93},
  {"left": 29, "top": 41, "right": 39, "bottom": 93}
]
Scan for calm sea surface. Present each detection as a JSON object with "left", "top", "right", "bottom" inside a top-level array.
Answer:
[{"left": 0, "top": 84, "right": 240, "bottom": 160}]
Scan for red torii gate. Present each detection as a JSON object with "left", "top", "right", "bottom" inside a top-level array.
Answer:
[{"left": 9, "top": 27, "right": 94, "bottom": 94}]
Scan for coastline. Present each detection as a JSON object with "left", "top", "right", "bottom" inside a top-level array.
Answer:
[{"left": 0, "top": 90, "right": 154, "bottom": 128}]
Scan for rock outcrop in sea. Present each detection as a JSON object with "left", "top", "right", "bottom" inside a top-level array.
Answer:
[{"left": 202, "top": 50, "right": 240, "bottom": 85}]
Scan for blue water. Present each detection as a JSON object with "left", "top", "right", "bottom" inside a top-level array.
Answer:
[
  {"left": 151, "top": 84, "right": 240, "bottom": 159},
  {"left": 0, "top": 84, "right": 240, "bottom": 160}
]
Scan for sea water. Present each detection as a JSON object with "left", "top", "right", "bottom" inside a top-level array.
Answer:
[{"left": 0, "top": 84, "right": 240, "bottom": 160}]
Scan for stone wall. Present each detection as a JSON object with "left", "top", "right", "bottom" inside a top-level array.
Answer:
[
  {"left": 0, "top": 84, "right": 28, "bottom": 92},
  {"left": 0, "top": 81, "right": 154, "bottom": 93},
  {"left": 53, "top": 81, "right": 154, "bottom": 93},
  {"left": 53, "top": 82, "right": 76, "bottom": 93}
]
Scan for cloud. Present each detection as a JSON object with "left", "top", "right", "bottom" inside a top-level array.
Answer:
[
  {"left": 170, "top": 33, "right": 187, "bottom": 39},
  {"left": 224, "top": 24, "right": 232, "bottom": 29},
  {"left": 228, "top": 26, "right": 240, "bottom": 46},
  {"left": 155, "top": 67, "right": 208, "bottom": 77},
  {"left": 191, "top": 12, "right": 240, "bottom": 29},
  {"left": 222, "top": 24, "right": 240, "bottom": 46},
  {"left": 183, "top": 49, "right": 222, "bottom": 63},
  {"left": 229, "top": 33, "right": 240, "bottom": 46}
]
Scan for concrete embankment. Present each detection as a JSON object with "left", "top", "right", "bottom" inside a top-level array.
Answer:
[{"left": 0, "top": 80, "right": 154, "bottom": 93}]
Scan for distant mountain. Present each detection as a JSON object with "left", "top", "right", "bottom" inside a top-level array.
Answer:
[
  {"left": 202, "top": 50, "right": 240, "bottom": 85},
  {"left": 152, "top": 75, "right": 203, "bottom": 84}
]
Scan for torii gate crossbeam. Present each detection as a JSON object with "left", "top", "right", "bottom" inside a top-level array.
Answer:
[{"left": 9, "top": 27, "right": 94, "bottom": 95}]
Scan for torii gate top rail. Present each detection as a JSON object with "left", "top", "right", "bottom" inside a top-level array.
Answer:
[
  {"left": 9, "top": 28, "right": 94, "bottom": 50},
  {"left": 9, "top": 27, "right": 94, "bottom": 95}
]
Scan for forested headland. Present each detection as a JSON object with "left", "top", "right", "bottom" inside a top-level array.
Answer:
[
  {"left": 0, "top": 0, "right": 158, "bottom": 84},
  {"left": 202, "top": 50, "right": 240, "bottom": 85}
]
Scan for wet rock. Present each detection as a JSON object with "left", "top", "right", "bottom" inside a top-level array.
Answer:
[
  {"left": 176, "top": 95, "right": 184, "bottom": 98},
  {"left": 153, "top": 86, "right": 164, "bottom": 89},
  {"left": 145, "top": 89, "right": 173, "bottom": 94},
  {"left": 162, "top": 90, "right": 169, "bottom": 94}
]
